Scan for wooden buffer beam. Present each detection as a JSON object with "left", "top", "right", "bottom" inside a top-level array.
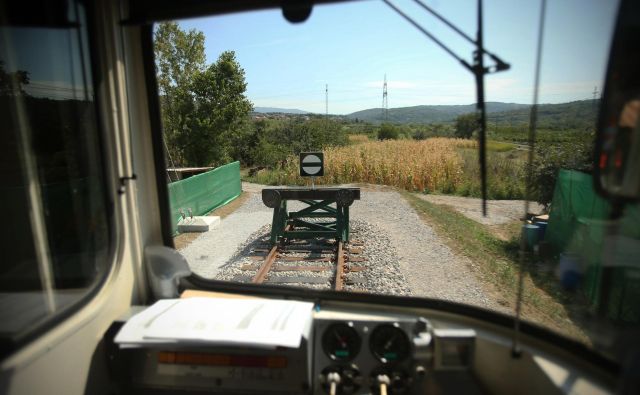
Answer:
[{"left": 261, "top": 188, "right": 360, "bottom": 245}]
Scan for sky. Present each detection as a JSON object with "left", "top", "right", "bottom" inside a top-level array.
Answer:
[
  {"left": 0, "top": 4, "right": 93, "bottom": 101},
  {"left": 178, "top": 0, "right": 620, "bottom": 114}
]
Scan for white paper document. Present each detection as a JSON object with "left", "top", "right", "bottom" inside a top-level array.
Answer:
[{"left": 115, "top": 297, "right": 314, "bottom": 349}]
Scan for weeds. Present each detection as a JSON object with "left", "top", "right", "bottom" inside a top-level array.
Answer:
[{"left": 250, "top": 137, "right": 527, "bottom": 199}]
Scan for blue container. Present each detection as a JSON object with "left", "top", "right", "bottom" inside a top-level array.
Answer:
[
  {"left": 535, "top": 221, "right": 548, "bottom": 240},
  {"left": 522, "top": 224, "right": 540, "bottom": 250},
  {"left": 557, "top": 253, "right": 582, "bottom": 291}
]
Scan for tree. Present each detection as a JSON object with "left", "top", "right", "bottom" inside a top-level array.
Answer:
[
  {"left": 530, "top": 138, "right": 593, "bottom": 208},
  {"left": 0, "top": 61, "right": 29, "bottom": 96},
  {"left": 248, "top": 118, "right": 348, "bottom": 168},
  {"left": 413, "top": 129, "right": 429, "bottom": 140},
  {"left": 154, "top": 24, "right": 252, "bottom": 167},
  {"left": 377, "top": 123, "right": 399, "bottom": 140},
  {"left": 454, "top": 113, "right": 478, "bottom": 139},
  {"left": 154, "top": 22, "right": 205, "bottom": 166},
  {"left": 185, "top": 51, "right": 253, "bottom": 166}
]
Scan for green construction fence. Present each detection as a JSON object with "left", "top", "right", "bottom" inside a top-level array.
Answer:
[
  {"left": 168, "top": 161, "right": 241, "bottom": 235},
  {"left": 546, "top": 169, "right": 640, "bottom": 321}
]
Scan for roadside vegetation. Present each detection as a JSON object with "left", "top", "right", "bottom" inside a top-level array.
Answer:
[
  {"left": 155, "top": 23, "right": 593, "bottom": 207},
  {"left": 402, "top": 192, "right": 590, "bottom": 342},
  {"left": 157, "top": 21, "right": 597, "bottom": 343},
  {"left": 247, "top": 121, "right": 593, "bottom": 205},
  {"left": 249, "top": 137, "right": 528, "bottom": 200}
]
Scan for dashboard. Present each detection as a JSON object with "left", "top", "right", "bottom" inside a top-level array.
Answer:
[
  {"left": 312, "top": 310, "right": 478, "bottom": 395},
  {"left": 105, "top": 299, "right": 611, "bottom": 395}
]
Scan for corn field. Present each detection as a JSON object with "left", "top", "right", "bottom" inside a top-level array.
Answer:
[{"left": 265, "top": 138, "right": 488, "bottom": 193}]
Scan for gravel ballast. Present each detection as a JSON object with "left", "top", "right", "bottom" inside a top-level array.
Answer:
[
  {"left": 350, "top": 191, "right": 502, "bottom": 310},
  {"left": 179, "top": 183, "right": 504, "bottom": 312},
  {"left": 214, "top": 220, "right": 411, "bottom": 296},
  {"left": 179, "top": 194, "right": 272, "bottom": 278}
]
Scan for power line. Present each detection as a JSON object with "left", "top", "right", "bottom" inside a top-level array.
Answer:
[
  {"left": 325, "top": 84, "right": 328, "bottom": 118},
  {"left": 382, "top": 74, "right": 388, "bottom": 121}
]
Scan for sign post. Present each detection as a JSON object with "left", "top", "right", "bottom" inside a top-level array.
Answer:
[{"left": 299, "top": 152, "right": 324, "bottom": 189}]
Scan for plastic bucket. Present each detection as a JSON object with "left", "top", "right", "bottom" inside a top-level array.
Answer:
[
  {"left": 522, "top": 224, "right": 540, "bottom": 250},
  {"left": 557, "top": 253, "right": 583, "bottom": 291},
  {"left": 535, "top": 221, "right": 548, "bottom": 240}
]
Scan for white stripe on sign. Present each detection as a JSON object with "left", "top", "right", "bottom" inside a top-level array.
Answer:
[
  {"left": 303, "top": 166, "right": 322, "bottom": 174},
  {"left": 302, "top": 154, "right": 322, "bottom": 175}
]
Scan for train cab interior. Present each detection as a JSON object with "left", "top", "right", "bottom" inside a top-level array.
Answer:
[{"left": 1, "top": 0, "right": 640, "bottom": 394}]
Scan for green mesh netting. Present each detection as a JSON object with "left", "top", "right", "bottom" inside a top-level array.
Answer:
[
  {"left": 547, "top": 170, "right": 640, "bottom": 321},
  {"left": 546, "top": 170, "right": 610, "bottom": 252},
  {"left": 168, "top": 161, "right": 241, "bottom": 235}
]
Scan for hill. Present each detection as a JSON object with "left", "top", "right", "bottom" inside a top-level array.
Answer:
[
  {"left": 347, "top": 100, "right": 598, "bottom": 129},
  {"left": 253, "top": 106, "right": 310, "bottom": 114},
  {"left": 347, "top": 102, "right": 528, "bottom": 124},
  {"left": 487, "top": 100, "right": 598, "bottom": 129}
]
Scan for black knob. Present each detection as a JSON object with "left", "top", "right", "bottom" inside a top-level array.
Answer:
[{"left": 414, "top": 317, "right": 429, "bottom": 334}]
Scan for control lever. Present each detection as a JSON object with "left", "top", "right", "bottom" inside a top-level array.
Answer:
[
  {"left": 376, "top": 374, "right": 391, "bottom": 395},
  {"left": 327, "top": 372, "right": 341, "bottom": 395}
]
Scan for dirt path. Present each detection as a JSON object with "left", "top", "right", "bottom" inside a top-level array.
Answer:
[
  {"left": 415, "top": 194, "right": 544, "bottom": 225},
  {"left": 175, "top": 182, "right": 507, "bottom": 313}
]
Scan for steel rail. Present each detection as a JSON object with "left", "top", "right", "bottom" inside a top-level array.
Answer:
[
  {"left": 252, "top": 239, "right": 351, "bottom": 290},
  {"left": 334, "top": 241, "right": 345, "bottom": 291},
  {"left": 252, "top": 245, "right": 278, "bottom": 284}
]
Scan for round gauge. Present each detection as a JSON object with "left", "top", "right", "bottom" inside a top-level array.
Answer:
[
  {"left": 322, "top": 323, "right": 361, "bottom": 361},
  {"left": 369, "top": 324, "right": 410, "bottom": 363}
]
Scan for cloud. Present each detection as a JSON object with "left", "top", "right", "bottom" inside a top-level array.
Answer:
[{"left": 486, "top": 77, "right": 518, "bottom": 91}]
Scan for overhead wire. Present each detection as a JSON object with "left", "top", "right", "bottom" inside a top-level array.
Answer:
[
  {"left": 382, "top": 0, "right": 473, "bottom": 72},
  {"left": 512, "top": 0, "right": 547, "bottom": 357}
]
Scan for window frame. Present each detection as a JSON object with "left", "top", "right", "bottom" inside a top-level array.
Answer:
[
  {"left": 138, "top": 18, "right": 619, "bottom": 375},
  {"left": 0, "top": 0, "right": 117, "bottom": 360}
]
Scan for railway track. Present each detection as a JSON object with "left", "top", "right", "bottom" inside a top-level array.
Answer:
[{"left": 234, "top": 238, "right": 366, "bottom": 290}]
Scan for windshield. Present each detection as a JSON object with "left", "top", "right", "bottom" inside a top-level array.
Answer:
[{"left": 153, "top": 0, "right": 637, "bottom": 364}]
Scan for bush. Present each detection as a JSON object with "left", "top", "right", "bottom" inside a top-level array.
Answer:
[
  {"left": 530, "top": 136, "right": 594, "bottom": 208},
  {"left": 413, "top": 129, "right": 429, "bottom": 140},
  {"left": 454, "top": 113, "right": 479, "bottom": 139},
  {"left": 249, "top": 118, "right": 349, "bottom": 168},
  {"left": 377, "top": 123, "right": 399, "bottom": 140}
]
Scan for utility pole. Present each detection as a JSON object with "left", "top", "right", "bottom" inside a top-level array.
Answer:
[
  {"left": 382, "top": 74, "right": 388, "bottom": 121},
  {"left": 592, "top": 86, "right": 599, "bottom": 109},
  {"left": 325, "top": 84, "right": 328, "bottom": 119}
]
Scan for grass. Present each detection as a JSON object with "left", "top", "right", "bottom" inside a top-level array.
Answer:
[
  {"left": 247, "top": 137, "right": 527, "bottom": 199},
  {"left": 348, "top": 134, "right": 371, "bottom": 144},
  {"left": 251, "top": 138, "right": 470, "bottom": 192},
  {"left": 487, "top": 140, "right": 516, "bottom": 152},
  {"left": 401, "top": 191, "right": 589, "bottom": 342},
  {"left": 488, "top": 127, "right": 591, "bottom": 144},
  {"left": 455, "top": 147, "right": 527, "bottom": 199}
]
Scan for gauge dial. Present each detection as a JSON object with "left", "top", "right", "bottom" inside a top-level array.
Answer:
[
  {"left": 322, "top": 323, "right": 361, "bottom": 361},
  {"left": 370, "top": 324, "right": 410, "bottom": 363}
]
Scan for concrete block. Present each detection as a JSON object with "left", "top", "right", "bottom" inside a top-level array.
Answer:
[{"left": 177, "top": 216, "right": 220, "bottom": 233}]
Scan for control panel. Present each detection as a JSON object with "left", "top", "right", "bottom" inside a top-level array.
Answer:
[
  {"left": 107, "top": 305, "right": 481, "bottom": 394},
  {"left": 313, "top": 316, "right": 433, "bottom": 395}
]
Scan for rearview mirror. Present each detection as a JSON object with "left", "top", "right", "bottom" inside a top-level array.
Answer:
[{"left": 594, "top": 0, "right": 640, "bottom": 201}]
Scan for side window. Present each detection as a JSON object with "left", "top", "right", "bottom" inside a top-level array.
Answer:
[{"left": 0, "top": 0, "right": 111, "bottom": 354}]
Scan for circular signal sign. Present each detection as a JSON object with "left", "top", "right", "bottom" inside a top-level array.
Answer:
[{"left": 300, "top": 152, "right": 324, "bottom": 177}]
